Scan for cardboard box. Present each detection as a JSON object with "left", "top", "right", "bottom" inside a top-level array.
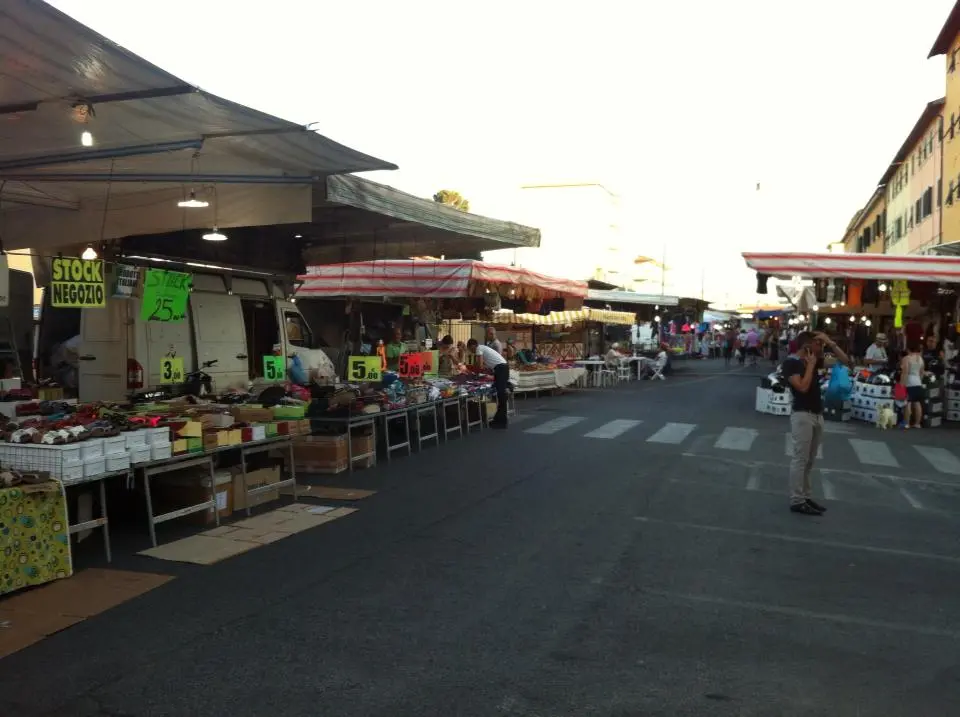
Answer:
[
  {"left": 156, "top": 469, "right": 233, "bottom": 525},
  {"left": 291, "top": 434, "right": 374, "bottom": 473},
  {"left": 231, "top": 464, "right": 281, "bottom": 510},
  {"left": 242, "top": 425, "right": 267, "bottom": 442},
  {"left": 227, "top": 429, "right": 243, "bottom": 446},
  {"left": 230, "top": 406, "right": 274, "bottom": 424},
  {"left": 265, "top": 422, "right": 279, "bottom": 437},
  {"left": 298, "top": 419, "right": 312, "bottom": 436},
  {"left": 176, "top": 421, "right": 203, "bottom": 438},
  {"left": 203, "top": 430, "right": 231, "bottom": 450},
  {"left": 200, "top": 413, "right": 234, "bottom": 429}
]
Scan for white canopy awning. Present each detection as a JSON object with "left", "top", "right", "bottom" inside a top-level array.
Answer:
[
  {"left": 0, "top": 0, "right": 396, "bottom": 250},
  {"left": 586, "top": 289, "right": 679, "bottom": 306}
]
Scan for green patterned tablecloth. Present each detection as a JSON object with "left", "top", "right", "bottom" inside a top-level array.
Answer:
[{"left": 0, "top": 482, "right": 73, "bottom": 596}]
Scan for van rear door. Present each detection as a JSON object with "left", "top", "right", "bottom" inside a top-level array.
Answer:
[
  {"left": 189, "top": 284, "right": 247, "bottom": 391},
  {"left": 77, "top": 300, "right": 128, "bottom": 403}
]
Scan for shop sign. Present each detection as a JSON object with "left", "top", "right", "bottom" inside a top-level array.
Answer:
[
  {"left": 421, "top": 350, "right": 439, "bottom": 377},
  {"left": 348, "top": 356, "right": 382, "bottom": 382},
  {"left": 140, "top": 269, "right": 191, "bottom": 322},
  {"left": 50, "top": 257, "right": 106, "bottom": 308},
  {"left": 159, "top": 357, "right": 185, "bottom": 384},
  {"left": 263, "top": 355, "right": 286, "bottom": 381},
  {"left": 398, "top": 352, "right": 424, "bottom": 379},
  {"left": 0, "top": 255, "right": 8, "bottom": 308},
  {"left": 112, "top": 264, "right": 140, "bottom": 299}
]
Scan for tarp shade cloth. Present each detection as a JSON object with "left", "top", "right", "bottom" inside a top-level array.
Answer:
[
  {"left": 296, "top": 260, "right": 586, "bottom": 299},
  {"left": 496, "top": 308, "right": 636, "bottom": 326},
  {"left": 743, "top": 252, "right": 960, "bottom": 282},
  {"left": 585, "top": 289, "right": 679, "bottom": 306}
]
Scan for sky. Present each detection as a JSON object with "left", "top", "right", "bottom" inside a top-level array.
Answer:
[{"left": 48, "top": 0, "right": 957, "bottom": 305}]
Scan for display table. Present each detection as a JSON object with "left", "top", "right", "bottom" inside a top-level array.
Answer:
[
  {"left": 512, "top": 367, "right": 587, "bottom": 393},
  {"left": 0, "top": 482, "right": 73, "bottom": 596}
]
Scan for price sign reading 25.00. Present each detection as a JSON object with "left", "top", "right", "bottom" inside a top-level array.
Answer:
[
  {"left": 398, "top": 353, "right": 424, "bottom": 379},
  {"left": 160, "top": 357, "right": 185, "bottom": 384},
  {"left": 263, "top": 356, "right": 286, "bottom": 382},
  {"left": 140, "top": 269, "right": 192, "bottom": 323},
  {"left": 348, "top": 356, "right": 382, "bottom": 383}
]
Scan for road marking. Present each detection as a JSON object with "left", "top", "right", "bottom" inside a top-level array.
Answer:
[
  {"left": 822, "top": 422, "right": 855, "bottom": 435},
  {"left": 821, "top": 475, "right": 836, "bottom": 500},
  {"left": 745, "top": 465, "right": 760, "bottom": 491},
  {"left": 584, "top": 419, "right": 642, "bottom": 439},
  {"left": 784, "top": 434, "right": 823, "bottom": 459},
  {"left": 714, "top": 427, "right": 758, "bottom": 451},
  {"left": 914, "top": 445, "right": 960, "bottom": 475},
  {"left": 633, "top": 516, "right": 960, "bottom": 565},
  {"left": 849, "top": 438, "right": 899, "bottom": 467},
  {"left": 898, "top": 485, "right": 924, "bottom": 510},
  {"left": 524, "top": 416, "right": 586, "bottom": 435},
  {"left": 646, "top": 422, "right": 697, "bottom": 444},
  {"left": 642, "top": 589, "right": 960, "bottom": 640}
]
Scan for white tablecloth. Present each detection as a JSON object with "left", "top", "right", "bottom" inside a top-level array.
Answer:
[{"left": 510, "top": 367, "right": 587, "bottom": 393}]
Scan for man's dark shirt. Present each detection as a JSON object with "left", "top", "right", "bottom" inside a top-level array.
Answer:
[{"left": 782, "top": 356, "right": 823, "bottom": 414}]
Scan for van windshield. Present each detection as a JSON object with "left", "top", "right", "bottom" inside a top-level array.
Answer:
[{"left": 284, "top": 312, "right": 317, "bottom": 348}]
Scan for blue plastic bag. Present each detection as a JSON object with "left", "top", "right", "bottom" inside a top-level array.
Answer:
[
  {"left": 289, "top": 354, "right": 308, "bottom": 385},
  {"left": 825, "top": 364, "right": 852, "bottom": 401}
]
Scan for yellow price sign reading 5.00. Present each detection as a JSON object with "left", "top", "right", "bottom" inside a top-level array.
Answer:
[
  {"left": 160, "top": 357, "right": 185, "bottom": 384},
  {"left": 348, "top": 355, "right": 382, "bottom": 383}
]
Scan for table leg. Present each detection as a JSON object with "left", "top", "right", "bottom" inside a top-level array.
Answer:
[
  {"left": 242, "top": 448, "right": 252, "bottom": 517},
  {"left": 404, "top": 413, "right": 412, "bottom": 456},
  {"left": 288, "top": 441, "right": 298, "bottom": 502},
  {"left": 143, "top": 469, "right": 158, "bottom": 548},
  {"left": 347, "top": 426, "right": 354, "bottom": 474},
  {"left": 383, "top": 416, "right": 391, "bottom": 464},
  {"left": 99, "top": 476, "right": 112, "bottom": 564},
  {"left": 208, "top": 456, "right": 220, "bottom": 527}
]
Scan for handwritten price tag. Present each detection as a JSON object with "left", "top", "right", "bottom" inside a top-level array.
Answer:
[
  {"left": 348, "top": 356, "right": 382, "bottom": 383},
  {"left": 141, "top": 269, "right": 191, "bottom": 322},
  {"left": 160, "top": 357, "right": 185, "bottom": 384},
  {"left": 398, "top": 352, "right": 424, "bottom": 379}
]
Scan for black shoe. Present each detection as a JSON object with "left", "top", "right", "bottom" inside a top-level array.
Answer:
[
  {"left": 790, "top": 502, "right": 823, "bottom": 516},
  {"left": 806, "top": 498, "right": 827, "bottom": 513}
]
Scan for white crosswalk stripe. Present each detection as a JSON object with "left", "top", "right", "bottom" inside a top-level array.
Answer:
[
  {"left": 584, "top": 419, "right": 642, "bottom": 439},
  {"left": 646, "top": 422, "right": 697, "bottom": 444},
  {"left": 849, "top": 439, "right": 899, "bottom": 468},
  {"left": 524, "top": 416, "right": 586, "bottom": 435},
  {"left": 714, "top": 427, "right": 758, "bottom": 451},
  {"left": 784, "top": 433, "right": 823, "bottom": 459},
  {"left": 914, "top": 445, "right": 960, "bottom": 475}
]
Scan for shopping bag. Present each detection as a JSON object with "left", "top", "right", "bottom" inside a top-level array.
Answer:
[
  {"left": 893, "top": 383, "right": 908, "bottom": 402},
  {"left": 825, "top": 365, "right": 853, "bottom": 401}
]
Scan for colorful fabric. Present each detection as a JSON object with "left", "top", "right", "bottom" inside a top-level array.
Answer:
[{"left": 0, "top": 483, "right": 73, "bottom": 595}]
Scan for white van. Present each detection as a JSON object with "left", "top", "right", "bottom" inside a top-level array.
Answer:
[{"left": 37, "top": 269, "right": 333, "bottom": 403}]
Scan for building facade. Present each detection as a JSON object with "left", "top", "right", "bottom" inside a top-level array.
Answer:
[
  {"left": 931, "top": 4, "right": 960, "bottom": 252},
  {"left": 882, "top": 100, "right": 944, "bottom": 255},
  {"left": 843, "top": 188, "right": 886, "bottom": 255}
]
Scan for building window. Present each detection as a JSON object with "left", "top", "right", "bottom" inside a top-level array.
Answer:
[
  {"left": 923, "top": 187, "right": 933, "bottom": 218},
  {"left": 916, "top": 198, "right": 922, "bottom": 221}
]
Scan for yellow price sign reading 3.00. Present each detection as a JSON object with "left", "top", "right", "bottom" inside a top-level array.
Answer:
[
  {"left": 348, "top": 355, "right": 382, "bottom": 383},
  {"left": 160, "top": 357, "right": 185, "bottom": 384}
]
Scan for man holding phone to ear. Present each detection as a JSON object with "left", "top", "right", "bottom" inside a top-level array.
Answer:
[{"left": 781, "top": 331, "right": 851, "bottom": 516}]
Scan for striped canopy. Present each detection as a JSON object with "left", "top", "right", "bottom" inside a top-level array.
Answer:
[
  {"left": 496, "top": 308, "right": 636, "bottom": 326},
  {"left": 743, "top": 252, "right": 960, "bottom": 282}
]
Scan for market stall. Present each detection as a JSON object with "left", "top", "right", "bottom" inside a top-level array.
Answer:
[{"left": 744, "top": 252, "right": 960, "bottom": 428}]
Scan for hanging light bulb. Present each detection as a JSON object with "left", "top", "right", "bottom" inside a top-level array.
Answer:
[
  {"left": 865, "top": 319, "right": 872, "bottom": 327},
  {"left": 81, "top": 245, "right": 98, "bottom": 260},
  {"left": 849, "top": 315, "right": 855, "bottom": 322},
  {"left": 878, "top": 283, "right": 888, "bottom": 292},
  {"left": 80, "top": 131, "right": 94, "bottom": 147},
  {"left": 654, "top": 315, "right": 661, "bottom": 323},
  {"left": 202, "top": 227, "right": 227, "bottom": 242},
  {"left": 824, "top": 317, "right": 832, "bottom": 324},
  {"left": 812, "top": 305, "right": 819, "bottom": 311},
  {"left": 177, "top": 190, "right": 209, "bottom": 208},
  {"left": 861, "top": 315, "right": 868, "bottom": 322},
  {"left": 830, "top": 302, "right": 837, "bottom": 308}
]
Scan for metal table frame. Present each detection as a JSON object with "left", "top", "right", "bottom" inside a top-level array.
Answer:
[
  {"left": 441, "top": 397, "right": 463, "bottom": 440},
  {"left": 465, "top": 397, "right": 486, "bottom": 433},
  {"left": 412, "top": 402, "right": 440, "bottom": 450},
  {"left": 300, "top": 414, "right": 379, "bottom": 474},
  {"left": 61, "top": 468, "right": 131, "bottom": 564},
  {"left": 141, "top": 436, "right": 297, "bottom": 547},
  {"left": 379, "top": 407, "right": 412, "bottom": 461}
]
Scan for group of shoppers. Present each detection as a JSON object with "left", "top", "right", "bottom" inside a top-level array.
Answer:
[{"left": 439, "top": 326, "right": 509, "bottom": 430}]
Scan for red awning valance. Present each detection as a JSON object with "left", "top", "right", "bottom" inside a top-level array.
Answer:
[{"left": 743, "top": 252, "right": 960, "bottom": 282}]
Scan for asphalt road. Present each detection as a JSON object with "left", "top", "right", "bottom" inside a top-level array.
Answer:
[{"left": 3, "top": 361, "right": 960, "bottom": 716}]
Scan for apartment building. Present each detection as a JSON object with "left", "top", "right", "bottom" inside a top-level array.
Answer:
[
  {"left": 930, "top": 2, "right": 960, "bottom": 251},
  {"left": 882, "top": 99, "right": 944, "bottom": 255},
  {"left": 842, "top": 187, "right": 886, "bottom": 254}
]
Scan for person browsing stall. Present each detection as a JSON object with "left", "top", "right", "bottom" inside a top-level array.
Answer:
[
  {"left": 864, "top": 333, "right": 889, "bottom": 367},
  {"left": 467, "top": 338, "right": 509, "bottom": 429},
  {"left": 385, "top": 328, "right": 405, "bottom": 372},
  {"left": 485, "top": 326, "right": 504, "bottom": 355},
  {"left": 781, "top": 331, "right": 851, "bottom": 516}
]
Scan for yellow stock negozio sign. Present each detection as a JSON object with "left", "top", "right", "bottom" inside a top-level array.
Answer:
[{"left": 50, "top": 257, "right": 106, "bottom": 308}]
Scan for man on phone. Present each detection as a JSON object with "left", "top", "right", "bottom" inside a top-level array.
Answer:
[{"left": 781, "top": 331, "right": 851, "bottom": 516}]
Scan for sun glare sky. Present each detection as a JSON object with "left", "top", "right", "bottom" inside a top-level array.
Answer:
[{"left": 50, "top": 0, "right": 955, "bottom": 304}]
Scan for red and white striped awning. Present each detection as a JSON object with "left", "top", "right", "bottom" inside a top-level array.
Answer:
[
  {"left": 743, "top": 252, "right": 960, "bottom": 282},
  {"left": 296, "top": 259, "right": 587, "bottom": 298}
]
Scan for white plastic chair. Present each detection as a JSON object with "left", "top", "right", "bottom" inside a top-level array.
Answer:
[{"left": 650, "top": 354, "right": 667, "bottom": 381}]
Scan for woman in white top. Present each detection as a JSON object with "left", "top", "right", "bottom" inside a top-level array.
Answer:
[{"left": 900, "top": 339, "right": 926, "bottom": 429}]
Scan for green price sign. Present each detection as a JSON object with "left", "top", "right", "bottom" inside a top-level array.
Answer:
[
  {"left": 263, "top": 355, "right": 286, "bottom": 382},
  {"left": 141, "top": 269, "right": 192, "bottom": 322},
  {"left": 348, "top": 356, "right": 382, "bottom": 383},
  {"left": 160, "top": 357, "right": 185, "bottom": 384}
]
